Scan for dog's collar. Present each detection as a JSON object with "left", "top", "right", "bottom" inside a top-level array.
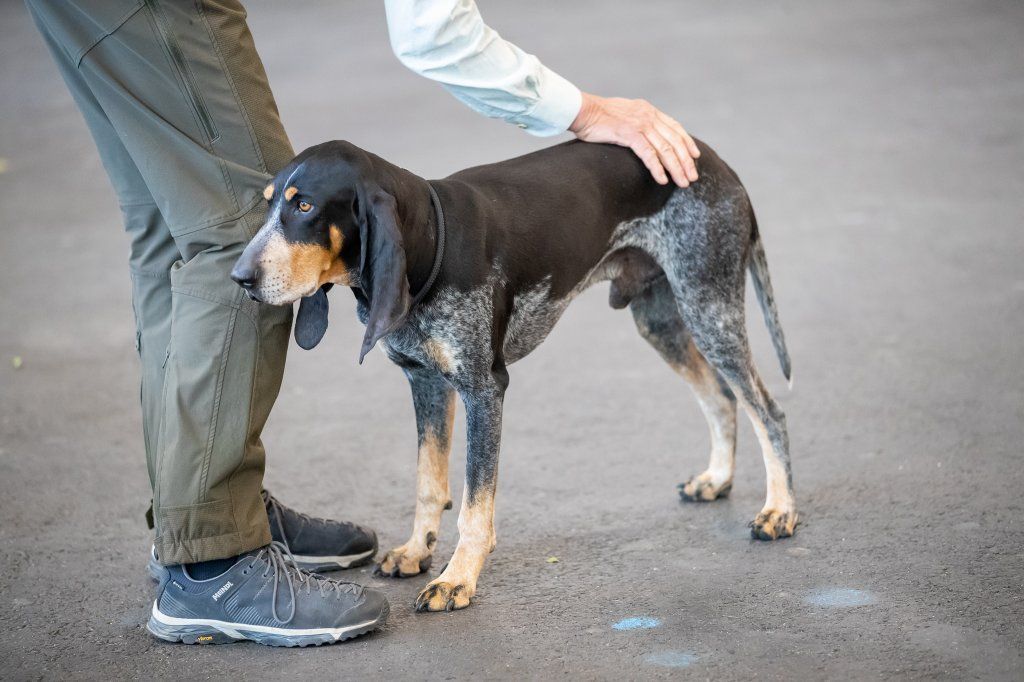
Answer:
[{"left": 411, "top": 182, "right": 446, "bottom": 307}]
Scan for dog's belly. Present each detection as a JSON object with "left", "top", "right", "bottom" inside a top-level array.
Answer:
[{"left": 503, "top": 278, "right": 571, "bottom": 363}]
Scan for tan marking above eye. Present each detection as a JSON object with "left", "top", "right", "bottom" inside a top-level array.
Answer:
[
  {"left": 284, "top": 186, "right": 298, "bottom": 201},
  {"left": 298, "top": 200, "right": 312, "bottom": 213},
  {"left": 263, "top": 184, "right": 274, "bottom": 201}
]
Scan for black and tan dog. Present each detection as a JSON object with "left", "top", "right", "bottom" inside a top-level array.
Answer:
[{"left": 231, "top": 138, "right": 796, "bottom": 612}]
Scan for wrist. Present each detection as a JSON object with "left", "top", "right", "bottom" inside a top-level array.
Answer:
[{"left": 569, "top": 92, "right": 600, "bottom": 133}]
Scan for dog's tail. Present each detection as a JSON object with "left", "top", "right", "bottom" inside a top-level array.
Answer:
[{"left": 747, "top": 210, "right": 792, "bottom": 386}]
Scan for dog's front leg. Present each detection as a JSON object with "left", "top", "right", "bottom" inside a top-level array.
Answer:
[
  {"left": 377, "top": 367, "right": 456, "bottom": 578},
  {"left": 416, "top": 376, "right": 505, "bottom": 612}
]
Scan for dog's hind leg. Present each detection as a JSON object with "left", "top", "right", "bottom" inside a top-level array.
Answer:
[
  {"left": 629, "top": 278, "right": 737, "bottom": 501},
  {"left": 376, "top": 367, "right": 456, "bottom": 578},
  {"left": 668, "top": 270, "right": 797, "bottom": 540}
]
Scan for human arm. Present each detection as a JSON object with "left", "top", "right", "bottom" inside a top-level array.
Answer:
[{"left": 384, "top": 0, "right": 699, "bottom": 186}]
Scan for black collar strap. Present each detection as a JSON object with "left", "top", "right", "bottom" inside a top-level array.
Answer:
[{"left": 411, "top": 182, "right": 446, "bottom": 307}]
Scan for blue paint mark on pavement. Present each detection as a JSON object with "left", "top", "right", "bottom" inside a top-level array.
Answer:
[
  {"left": 646, "top": 651, "right": 698, "bottom": 668},
  {"left": 612, "top": 616, "right": 661, "bottom": 630},
  {"left": 805, "top": 588, "right": 875, "bottom": 607}
]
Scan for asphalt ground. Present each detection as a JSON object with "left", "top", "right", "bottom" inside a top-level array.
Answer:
[{"left": 1, "top": 0, "right": 1022, "bottom": 679}]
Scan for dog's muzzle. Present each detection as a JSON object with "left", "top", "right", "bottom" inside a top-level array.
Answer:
[{"left": 230, "top": 264, "right": 262, "bottom": 301}]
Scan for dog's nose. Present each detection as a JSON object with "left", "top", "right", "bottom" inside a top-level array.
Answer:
[{"left": 230, "top": 264, "right": 260, "bottom": 290}]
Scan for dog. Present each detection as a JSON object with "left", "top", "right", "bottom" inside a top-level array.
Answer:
[{"left": 231, "top": 138, "right": 796, "bottom": 612}]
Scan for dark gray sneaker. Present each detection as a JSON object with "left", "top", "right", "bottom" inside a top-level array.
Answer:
[
  {"left": 263, "top": 490, "right": 378, "bottom": 572},
  {"left": 146, "top": 542, "right": 388, "bottom": 647},
  {"left": 147, "top": 490, "right": 377, "bottom": 578}
]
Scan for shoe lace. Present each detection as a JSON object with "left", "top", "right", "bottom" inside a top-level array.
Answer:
[
  {"left": 262, "top": 490, "right": 341, "bottom": 546},
  {"left": 251, "top": 541, "right": 363, "bottom": 624}
]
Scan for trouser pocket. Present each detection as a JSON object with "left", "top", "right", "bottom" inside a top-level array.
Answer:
[
  {"left": 143, "top": 0, "right": 219, "bottom": 145},
  {"left": 156, "top": 254, "right": 246, "bottom": 511}
]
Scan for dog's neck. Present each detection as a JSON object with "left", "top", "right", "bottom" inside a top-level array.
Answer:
[{"left": 368, "top": 158, "right": 439, "bottom": 299}]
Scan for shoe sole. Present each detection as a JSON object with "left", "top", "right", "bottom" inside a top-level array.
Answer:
[
  {"left": 289, "top": 547, "right": 377, "bottom": 573},
  {"left": 146, "top": 600, "right": 388, "bottom": 647},
  {"left": 147, "top": 547, "right": 376, "bottom": 582}
]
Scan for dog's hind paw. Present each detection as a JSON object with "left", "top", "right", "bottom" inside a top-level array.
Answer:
[
  {"left": 678, "top": 473, "right": 732, "bottom": 502},
  {"left": 749, "top": 508, "right": 798, "bottom": 540},
  {"left": 415, "top": 581, "right": 473, "bottom": 612},
  {"left": 374, "top": 546, "right": 432, "bottom": 578}
]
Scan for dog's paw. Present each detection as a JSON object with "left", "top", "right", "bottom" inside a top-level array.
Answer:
[
  {"left": 415, "top": 580, "right": 473, "bottom": 612},
  {"left": 750, "top": 508, "right": 798, "bottom": 540},
  {"left": 678, "top": 473, "right": 732, "bottom": 502},
  {"left": 374, "top": 546, "right": 432, "bottom": 578}
]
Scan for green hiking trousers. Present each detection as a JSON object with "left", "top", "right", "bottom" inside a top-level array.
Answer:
[{"left": 28, "top": 0, "right": 294, "bottom": 564}]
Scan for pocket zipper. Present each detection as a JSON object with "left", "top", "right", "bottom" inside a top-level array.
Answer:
[{"left": 144, "top": 0, "right": 219, "bottom": 145}]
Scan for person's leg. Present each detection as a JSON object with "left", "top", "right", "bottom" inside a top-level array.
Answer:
[
  {"left": 26, "top": 2, "right": 390, "bottom": 645},
  {"left": 25, "top": 2, "right": 178, "bottom": 492},
  {"left": 27, "top": 0, "right": 294, "bottom": 564}
]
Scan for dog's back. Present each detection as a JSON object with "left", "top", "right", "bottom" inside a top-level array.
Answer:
[
  {"left": 432, "top": 141, "right": 677, "bottom": 298},
  {"left": 432, "top": 139, "right": 752, "bottom": 299}
]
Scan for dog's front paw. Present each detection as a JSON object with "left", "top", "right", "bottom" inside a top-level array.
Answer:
[
  {"left": 750, "top": 508, "right": 797, "bottom": 540},
  {"left": 415, "top": 580, "right": 473, "bottom": 612},
  {"left": 678, "top": 472, "right": 732, "bottom": 502},
  {"left": 374, "top": 545, "right": 432, "bottom": 578}
]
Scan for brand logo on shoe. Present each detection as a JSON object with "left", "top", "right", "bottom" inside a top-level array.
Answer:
[{"left": 212, "top": 581, "right": 234, "bottom": 601}]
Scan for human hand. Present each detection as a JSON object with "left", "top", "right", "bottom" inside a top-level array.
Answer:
[{"left": 569, "top": 92, "right": 700, "bottom": 187}]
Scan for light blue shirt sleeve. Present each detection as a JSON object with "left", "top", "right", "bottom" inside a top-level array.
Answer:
[{"left": 384, "top": 0, "right": 583, "bottom": 137}]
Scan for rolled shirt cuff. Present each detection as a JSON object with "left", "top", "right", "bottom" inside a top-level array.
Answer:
[{"left": 510, "top": 67, "right": 583, "bottom": 137}]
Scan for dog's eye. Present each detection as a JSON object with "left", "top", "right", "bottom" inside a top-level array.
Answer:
[{"left": 298, "top": 201, "right": 313, "bottom": 213}]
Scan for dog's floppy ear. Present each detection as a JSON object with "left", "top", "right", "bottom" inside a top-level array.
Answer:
[
  {"left": 294, "top": 284, "right": 332, "bottom": 350},
  {"left": 357, "top": 186, "right": 411, "bottom": 363}
]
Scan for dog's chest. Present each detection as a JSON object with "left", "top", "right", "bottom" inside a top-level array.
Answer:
[
  {"left": 377, "top": 277, "right": 572, "bottom": 372},
  {"left": 502, "top": 278, "right": 570, "bottom": 363}
]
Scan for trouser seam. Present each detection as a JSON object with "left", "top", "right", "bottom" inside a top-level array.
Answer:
[
  {"left": 198, "top": 305, "right": 240, "bottom": 502},
  {"left": 155, "top": 522, "right": 268, "bottom": 565},
  {"left": 153, "top": 338, "right": 175, "bottom": 530},
  {"left": 71, "top": 4, "right": 144, "bottom": 67},
  {"left": 130, "top": 268, "right": 171, "bottom": 279},
  {"left": 169, "top": 286, "right": 260, "bottom": 328},
  {"left": 226, "top": 207, "right": 263, "bottom": 533},
  {"left": 228, "top": 306, "right": 260, "bottom": 537},
  {"left": 168, "top": 193, "right": 262, "bottom": 238},
  {"left": 168, "top": 286, "right": 237, "bottom": 309},
  {"left": 138, "top": 2, "right": 222, "bottom": 159},
  {"left": 196, "top": 1, "right": 269, "bottom": 175}
]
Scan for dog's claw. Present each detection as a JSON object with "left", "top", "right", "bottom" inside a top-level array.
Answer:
[
  {"left": 678, "top": 474, "right": 732, "bottom": 502},
  {"left": 415, "top": 581, "right": 472, "bottom": 612},
  {"left": 750, "top": 509, "right": 798, "bottom": 540},
  {"left": 376, "top": 548, "right": 432, "bottom": 578}
]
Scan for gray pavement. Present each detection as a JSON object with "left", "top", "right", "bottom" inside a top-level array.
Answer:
[{"left": 2, "top": 0, "right": 1023, "bottom": 679}]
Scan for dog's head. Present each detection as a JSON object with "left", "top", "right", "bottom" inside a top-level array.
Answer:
[{"left": 231, "top": 141, "right": 411, "bottom": 360}]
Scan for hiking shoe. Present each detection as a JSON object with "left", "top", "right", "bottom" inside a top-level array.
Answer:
[
  {"left": 146, "top": 489, "right": 377, "bottom": 578},
  {"left": 263, "top": 490, "right": 378, "bottom": 572},
  {"left": 146, "top": 542, "right": 389, "bottom": 647}
]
